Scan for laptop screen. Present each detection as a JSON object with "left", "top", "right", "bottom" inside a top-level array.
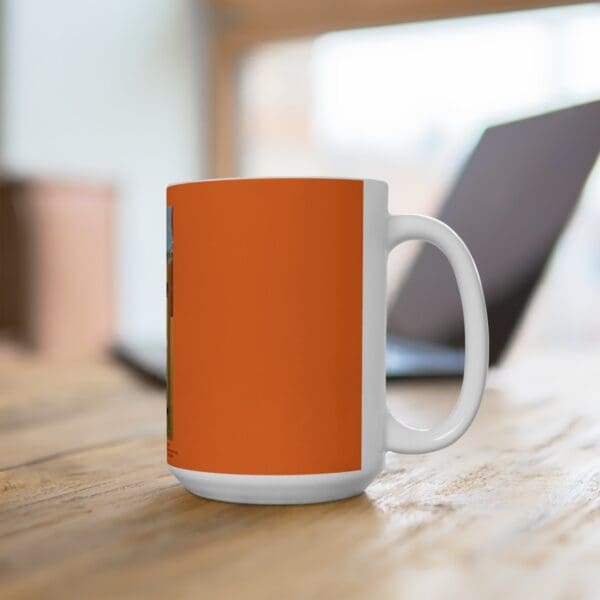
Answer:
[{"left": 387, "top": 101, "right": 600, "bottom": 364}]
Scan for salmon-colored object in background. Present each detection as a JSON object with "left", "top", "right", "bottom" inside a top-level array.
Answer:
[
  {"left": 167, "top": 179, "right": 363, "bottom": 475},
  {"left": 0, "top": 178, "right": 113, "bottom": 357}
]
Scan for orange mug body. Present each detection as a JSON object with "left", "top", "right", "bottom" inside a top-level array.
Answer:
[{"left": 167, "top": 179, "right": 364, "bottom": 476}]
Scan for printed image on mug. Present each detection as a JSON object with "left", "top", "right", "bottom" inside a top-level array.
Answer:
[{"left": 166, "top": 205, "right": 174, "bottom": 441}]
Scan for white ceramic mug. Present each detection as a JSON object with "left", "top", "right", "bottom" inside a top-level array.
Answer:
[{"left": 167, "top": 178, "right": 488, "bottom": 504}]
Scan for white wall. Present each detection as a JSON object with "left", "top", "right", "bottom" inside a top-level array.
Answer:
[{"left": 1, "top": 0, "right": 209, "bottom": 343}]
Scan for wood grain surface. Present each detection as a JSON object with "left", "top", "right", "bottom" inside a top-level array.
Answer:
[{"left": 1, "top": 349, "right": 599, "bottom": 599}]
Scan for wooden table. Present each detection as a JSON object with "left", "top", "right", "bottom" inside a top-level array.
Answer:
[{"left": 1, "top": 349, "right": 599, "bottom": 599}]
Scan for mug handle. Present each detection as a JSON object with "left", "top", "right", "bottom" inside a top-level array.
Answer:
[{"left": 386, "top": 215, "right": 489, "bottom": 453}]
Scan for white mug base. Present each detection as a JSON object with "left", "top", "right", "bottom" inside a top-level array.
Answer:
[{"left": 169, "top": 464, "right": 382, "bottom": 505}]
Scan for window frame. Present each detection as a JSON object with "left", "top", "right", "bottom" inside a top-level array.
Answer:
[{"left": 207, "top": 0, "right": 588, "bottom": 177}]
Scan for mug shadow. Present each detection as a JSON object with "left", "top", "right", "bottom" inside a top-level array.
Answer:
[{"left": 127, "top": 481, "right": 384, "bottom": 551}]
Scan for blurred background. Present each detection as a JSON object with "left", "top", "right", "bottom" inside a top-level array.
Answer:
[{"left": 0, "top": 0, "right": 599, "bottom": 366}]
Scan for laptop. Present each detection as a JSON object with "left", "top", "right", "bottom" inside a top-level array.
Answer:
[
  {"left": 116, "top": 100, "right": 600, "bottom": 381},
  {"left": 387, "top": 100, "right": 600, "bottom": 377}
]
